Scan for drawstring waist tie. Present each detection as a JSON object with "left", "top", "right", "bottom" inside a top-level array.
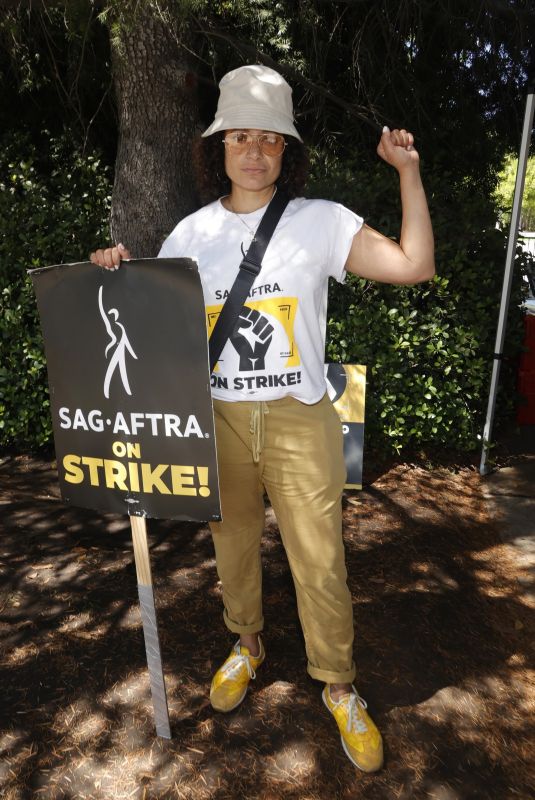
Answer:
[{"left": 250, "top": 401, "right": 269, "bottom": 463}]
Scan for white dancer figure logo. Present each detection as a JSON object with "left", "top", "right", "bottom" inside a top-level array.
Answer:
[{"left": 98, "top": 286, "right": 138, "bottom": 399}]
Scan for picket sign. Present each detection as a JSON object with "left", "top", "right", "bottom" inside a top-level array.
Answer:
[
  {"left": 30, "top": 258, "right": 221, "bottom": 739},
  {"left": 325, "top": 363, "right": 366, "bottom": 490}
]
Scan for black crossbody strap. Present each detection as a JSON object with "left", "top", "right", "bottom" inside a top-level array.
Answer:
[{"left": 209, "top": 190, "right": 289, "bottom": 373}]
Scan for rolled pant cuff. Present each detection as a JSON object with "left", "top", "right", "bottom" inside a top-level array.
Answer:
[
  {"left": 223, "top": 609, "right": 264, "bottom": 635},
  {"left": 307, "top": 661, "right": 356, "bottom": 684}
]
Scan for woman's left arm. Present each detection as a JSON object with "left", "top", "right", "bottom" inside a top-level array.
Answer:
[{"left": 344, "top": 127, "right": 435, "bottom": 285}]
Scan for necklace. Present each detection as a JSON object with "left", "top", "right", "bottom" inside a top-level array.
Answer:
[{"left": 228, "top": 187, "right": 277, "bottom": 246}]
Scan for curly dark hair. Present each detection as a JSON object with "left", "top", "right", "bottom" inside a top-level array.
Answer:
[{"left": 191, "top": 134, "right": 309, "bottom": 205}]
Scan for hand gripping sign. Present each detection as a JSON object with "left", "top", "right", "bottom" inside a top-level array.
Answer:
[{"left": 30, "top": 258, "right": 221, "bottom": 739}]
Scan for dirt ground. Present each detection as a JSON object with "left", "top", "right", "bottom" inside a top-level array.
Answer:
[{"left": 0, "top": 453, "right": 533, "bottom": 800}]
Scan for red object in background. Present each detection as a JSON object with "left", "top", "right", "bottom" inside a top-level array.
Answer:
[{"left": 517, "top": 314, "right": 535, "bottom": 423}]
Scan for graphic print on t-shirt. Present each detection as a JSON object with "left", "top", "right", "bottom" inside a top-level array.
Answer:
[
  {"left": 230, "top": 306, "right": 273, "bottom": 371},
  {"left": 206, "top": 297, "right": 300, "bottom": 390}
]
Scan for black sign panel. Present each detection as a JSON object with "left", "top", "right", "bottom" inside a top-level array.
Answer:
[
  {"left": 325, "top": 363, "right": 366, "bottom": 489},
  {"left": 30, "top": 259, "right": 221, "bottom": 522}
]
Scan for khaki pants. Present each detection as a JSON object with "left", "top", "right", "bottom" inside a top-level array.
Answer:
[{"left": 210, "top": 393, "right": 356, "bottom": 684}]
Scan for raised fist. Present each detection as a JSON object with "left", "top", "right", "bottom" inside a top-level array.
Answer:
[{"left": 230, "top": 307, "right": 274, "bottom": 371}]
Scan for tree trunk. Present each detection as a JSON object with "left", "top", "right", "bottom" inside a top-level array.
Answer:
[{"left": 109, "top": 10, "right": 199, "bottom": 257}]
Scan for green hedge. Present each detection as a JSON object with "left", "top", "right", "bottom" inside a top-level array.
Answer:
[
  {"left": 0, "top": 134, "right": 527, "bottom": 455},
  {"left": 0, "top": 131, "right": 111, "bottom": 447},
  {"left": 309, "top": 154, "right": 526, "bottom": 454}
]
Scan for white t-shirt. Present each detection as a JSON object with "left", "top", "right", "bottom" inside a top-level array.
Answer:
[{"left": 158, "top": 197, "right": 363, "bottom": 403}]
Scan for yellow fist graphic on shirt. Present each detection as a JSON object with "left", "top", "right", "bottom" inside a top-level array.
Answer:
[{"left": 206, "top": 297, "right": 300, "bottom": 372}]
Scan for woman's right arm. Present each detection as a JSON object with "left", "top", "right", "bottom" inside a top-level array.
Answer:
[{"left": 89, "top": 242, "right": 131, "bottom": 270}]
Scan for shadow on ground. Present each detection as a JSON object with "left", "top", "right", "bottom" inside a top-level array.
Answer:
[{"left": 0, "top": 455, "right": 533, "bottom": 800}]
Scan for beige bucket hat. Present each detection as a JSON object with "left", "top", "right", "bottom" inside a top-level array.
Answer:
[{"left": 202, "top": 64, "right": 303, "bottom": 141}]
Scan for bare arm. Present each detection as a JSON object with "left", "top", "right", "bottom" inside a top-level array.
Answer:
[{"left": 344, "top": 127, "right": 435, "bottom": 285}]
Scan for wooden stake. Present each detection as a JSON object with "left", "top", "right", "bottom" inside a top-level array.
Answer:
[{"left": 130, "top": 515, "right": 171, "bottom": 739}]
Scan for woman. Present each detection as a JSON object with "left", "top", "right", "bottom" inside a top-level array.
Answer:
[{"left": 91, "top": 64, "right": 435, "bottom": 772}]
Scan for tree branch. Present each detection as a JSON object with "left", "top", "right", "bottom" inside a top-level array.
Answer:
[{"left": 195, "top": 24, "right": 386, "bottom": 133}]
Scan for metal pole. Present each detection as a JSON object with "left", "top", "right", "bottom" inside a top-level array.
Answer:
[
  {"left": 480, "top": 88, "right": 535, "bottom": 475},
  {"left": 130, "top": 515, "right": 172, "bottom": 739}
]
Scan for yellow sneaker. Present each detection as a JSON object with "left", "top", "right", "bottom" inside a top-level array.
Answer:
[
  {"left": 210, "top": 638, "right": 265, "bottom": 712},
  {"left": 322, "top": 684, "right": 384, "bottom": 772}
]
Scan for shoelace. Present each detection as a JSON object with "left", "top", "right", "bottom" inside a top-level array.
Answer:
[
  {"left": 332, "top": 689, "right": 369, "bottom": 734},
  {"left": 221, "top": 643, "right": 259, "bottom": 682}
]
